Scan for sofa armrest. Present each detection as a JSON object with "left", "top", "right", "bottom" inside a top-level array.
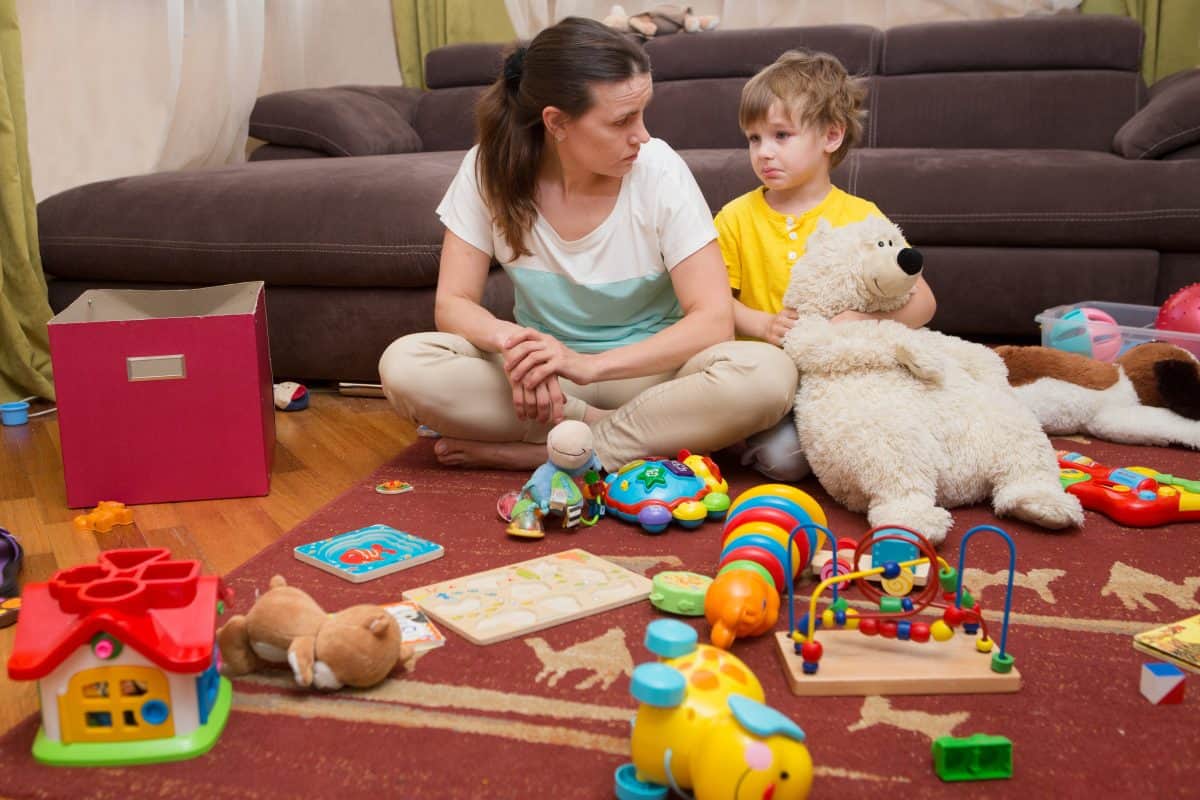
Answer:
[
  {"left": 249, "top": 86, "right": 424, "bottom": 157},
  {"left": 1113, "top": 68, "right": 1200, "bottom": 160}
]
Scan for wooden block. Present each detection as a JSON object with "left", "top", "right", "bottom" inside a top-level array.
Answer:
[
  {"left": 810, "top": 550, "right": 930, "bottom": 586},
  {"left": 405, "top": 549, "right": 651, "bottom": 645},
  {"left": 775, "top": 631, "right": 1021, "bottom": 696}
]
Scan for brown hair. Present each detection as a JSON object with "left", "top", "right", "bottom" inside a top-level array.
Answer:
[
  {"left": 474, "top": 17, "right": 650, "bottom": 257},
  {"left": 738, "top": 50, "right": 866, "bottom": 168}
]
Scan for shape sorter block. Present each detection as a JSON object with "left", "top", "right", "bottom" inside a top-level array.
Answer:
[{"left": 1140, "top": 662, "right": 1186, "bottom": 705}]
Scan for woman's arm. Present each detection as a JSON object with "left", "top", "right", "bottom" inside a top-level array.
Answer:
[
  {"left": 506, "top": 240, "right": 734, "bottom": 387},
  {"left": 434, "top": 229, "right": 526, "bottom": 351},
  {"left": 830, "top": 276, "right": 937, "bottom": 329}
]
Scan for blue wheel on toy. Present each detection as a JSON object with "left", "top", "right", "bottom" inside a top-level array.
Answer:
[
  {"left": 638, "top": 504, "right": 673, "bottom": 534},
  {"left": 615, "top": 764, "right": 668, "bottom": 800}
]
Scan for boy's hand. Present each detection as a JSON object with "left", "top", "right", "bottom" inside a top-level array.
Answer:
[{"left": 763, "top": 309, "right": 800, "bottom": 346}]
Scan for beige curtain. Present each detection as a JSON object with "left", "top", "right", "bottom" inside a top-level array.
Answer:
[
  {"left": 0, "top": 0, "right": 53, "bottom": 403},
  {"left": 504, "top": 0, "right": 1080, "bottom": 35},
  {"left": 393, "top": 0, "right": 516, "bottom": 89},
  {"left": 1082, "top": 0, "right": 1200, "bottom": 82},
  {"left": 504, "top": 0, "right": 1079, "bottom": 36}
]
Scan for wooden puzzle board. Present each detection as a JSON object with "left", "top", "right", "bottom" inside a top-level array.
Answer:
[
  {"left": 775, "top": 631, "right": 1021, "bottom": 696},
  {"left": 403, "top": 549, "right": 652, "bottom": 645}
]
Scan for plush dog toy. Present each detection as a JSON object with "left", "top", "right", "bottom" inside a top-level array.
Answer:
[
  {"left": 997, "top": 341, "right": 1200, "bottom": 448},
  {"left": 781, "top": 216, "right": 1082, "bottom": 544},
  {"left": 217, "top": 575, "right": 413, "bottom": 690},
  {"left": 603, "top": 4, "right": 719, "bottom": 38}
]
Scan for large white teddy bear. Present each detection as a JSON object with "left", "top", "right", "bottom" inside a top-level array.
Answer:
[{"left": 780, "top": 216, "right": 1083, "bottom": 544}]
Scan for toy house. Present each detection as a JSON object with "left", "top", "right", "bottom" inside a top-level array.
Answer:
[{"left": 6, "top": 548, "right": 231, "bottom": 766}]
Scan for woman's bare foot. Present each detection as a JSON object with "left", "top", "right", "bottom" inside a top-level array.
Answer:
[{"left": 433, "top": 438, "right": 547, "bottom": 470}]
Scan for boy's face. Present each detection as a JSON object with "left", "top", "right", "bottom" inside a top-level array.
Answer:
[{"left": 744, "top": 101, "right": 844, "bottom": 192}]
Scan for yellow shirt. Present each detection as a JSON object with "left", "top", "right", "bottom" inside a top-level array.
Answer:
[{"left": 715, "top": 186, "right": 885, "bottom": 316}]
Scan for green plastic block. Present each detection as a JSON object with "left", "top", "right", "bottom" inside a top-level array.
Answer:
[{"left": 932, "top": 733, "right": 1013, "bottom": 782}]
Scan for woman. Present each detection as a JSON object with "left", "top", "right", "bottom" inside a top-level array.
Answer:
[{"left": 379, "top": 17, "right": 796, "bottom": 471}]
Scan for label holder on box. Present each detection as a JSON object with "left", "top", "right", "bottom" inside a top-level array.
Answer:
[{"left": 126, "top": 355, "right": 187, "bottom": 382}]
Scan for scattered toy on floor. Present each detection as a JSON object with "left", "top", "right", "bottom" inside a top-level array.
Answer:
[
  {"left": 615, "top": 619, "right": 813, "bottom": 800},
  {"left": 375, "top": 479, "right": 414, "bottom": 495},
  {"left": 604, "top": 450, "right": 730, "bottom": 533},
  {"left": 932, "top": 734, "right": 1013, "bottom": 782},
  {"left": 781, "top": 216, "right": 1081, "bottom": 544},
  {"left": 272, "top": 381, "right": 308, "bottom": 411},
  {"left": 998, "top": 341, "right": 1200, "bottom": 449},
  {"left": 777, "top": 524, "right": 1021, "bottom": 696},
  {"left": 0, "top": 527, "right": 22, "bottom": 628},
  {"left": 506, "top": 421, "right": 602, "bottom": 538},
  {"left": 1058, "top": 451, "right": 1200, "bottom": 526},
  {"left": 217, "top": 574, "right": 413, "bottom": 689},
  {"left": 6, "top": 547, "right": 232, "bottom": 766},
  {"left": 707, "top": 484, "right": 828, "bottom": 649},
  {"left": 1139, "top": 662, "right": 1186, "bottom": 705},
  {"left": 72, "top": 501, "right": 134, "bottom": 533}
]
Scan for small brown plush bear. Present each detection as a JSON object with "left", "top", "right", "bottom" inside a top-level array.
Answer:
[{"left": 217, "top": 575, "right": 413, "bottom": 690}]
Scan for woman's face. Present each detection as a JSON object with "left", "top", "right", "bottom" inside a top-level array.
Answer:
[{"left": 555, "top": 72, "right": 653, "bottom": 178}]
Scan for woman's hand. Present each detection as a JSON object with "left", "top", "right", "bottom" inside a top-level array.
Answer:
[
  {"left": 510, "top": 374, "right": 567, "bottom": 424},
  {"left": 501, "top": 328, "right": 595, "bottom": 387},
  {"left": 763, "top": 309, "right": 800, "bottom": 346}
]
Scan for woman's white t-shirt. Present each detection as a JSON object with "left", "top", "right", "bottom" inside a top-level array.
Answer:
[{"left": 436, "top": 137, "right": 716, "bottom": 353}]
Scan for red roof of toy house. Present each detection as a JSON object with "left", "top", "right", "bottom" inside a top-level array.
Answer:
[{"left": 6, "top": 548, "right": 223, "bottom": 680}]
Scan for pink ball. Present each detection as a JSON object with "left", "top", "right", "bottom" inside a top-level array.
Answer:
[{"left": 1077, "top": 307, "right": 1122, "bottom": 362}]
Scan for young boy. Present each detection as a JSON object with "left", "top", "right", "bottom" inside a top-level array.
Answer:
[{"left": 716, "top": 49, "right": 937, "bottom": 480}]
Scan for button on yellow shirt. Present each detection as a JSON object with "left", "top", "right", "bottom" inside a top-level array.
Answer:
[{"left": 715, "top": 186, "right": 884, "bottom": 316}]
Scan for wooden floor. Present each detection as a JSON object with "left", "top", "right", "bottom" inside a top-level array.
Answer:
[{"left": 0, "top": 390, "right": 416, "bottom": 735}]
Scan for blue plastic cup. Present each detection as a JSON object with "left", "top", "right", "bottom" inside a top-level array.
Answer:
[{"left": 0, "top": 402, "right": 29, "bottom": 426}]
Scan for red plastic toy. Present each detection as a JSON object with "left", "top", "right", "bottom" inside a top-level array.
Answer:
[{"left": 1058, "top": 451, "right": 1200, "bottom": 527}]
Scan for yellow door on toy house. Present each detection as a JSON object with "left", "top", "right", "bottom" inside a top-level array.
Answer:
[{"left": 60, "top": 665, "right": 174, "bottom": 743}]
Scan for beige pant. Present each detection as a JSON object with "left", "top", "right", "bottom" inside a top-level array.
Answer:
[{"left": 378, "top": 332, "right": 798, "bottom": 471}]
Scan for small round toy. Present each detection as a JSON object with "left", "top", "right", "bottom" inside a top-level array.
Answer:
[
  {"left": 0, "top": 401, "right": 29, "bottom": 426},
  {"left": 1047, "top": 306, "right": 1123, "bottom": 361},
  {"left": 375, "top": 480, "right": 413, "bottom": 495},
  {"left": 649, "top": 571, "right": 713, "bottom": 616},
  {"left": 1155, "top": 283, "right": 1200, "bottom": 354}
]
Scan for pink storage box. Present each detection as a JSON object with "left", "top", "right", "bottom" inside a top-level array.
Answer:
[{"left": 48, "top": 282, "right": 275, "bottom": 508}]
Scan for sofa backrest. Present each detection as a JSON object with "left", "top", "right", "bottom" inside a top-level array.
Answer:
[{"left": 416, "top": 14, "right": 1146, "bottom": 155}]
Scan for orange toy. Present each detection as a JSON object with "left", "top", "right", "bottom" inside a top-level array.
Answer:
[
  {"left": 704, "top": 569, "right": 780, "bottom": 650},
  {"left": 72, "top": 501, "right": 134, "bottom": 533}
]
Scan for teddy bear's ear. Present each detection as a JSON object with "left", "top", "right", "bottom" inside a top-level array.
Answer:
[
  {"left": 269, "top": 575, "right": 288, "bottom": 589},
  {"left": 366, "top": 613, "right": 393, "bottom": 637}
]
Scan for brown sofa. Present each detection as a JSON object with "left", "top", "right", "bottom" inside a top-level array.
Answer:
[{"left": 37, "top": 15, "right": 1200, "bottom": 382}]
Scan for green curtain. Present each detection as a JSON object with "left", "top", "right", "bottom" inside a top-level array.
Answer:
[
  {"left": 1081, "top": 0, "right": 1200, "bottom": 84},
  {"left": 392, "top": 0, "right": 517, "bottom": 89},
  {"left": 0, "top": 0, "right": 54, "bottom": 403}
]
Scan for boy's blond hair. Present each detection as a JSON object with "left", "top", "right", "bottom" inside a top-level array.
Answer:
[{"left": 739, "top": 50, "right": 867, "bottom": 169}]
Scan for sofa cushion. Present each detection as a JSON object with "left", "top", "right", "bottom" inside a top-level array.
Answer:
[
  {"left": 645, "top": 25, "right": 880, "bottom": 80},
  {"left": 39, "top": 151, "right": 469, "bottom": 289},
  {"left": 847, "top": 148, "right": 1200, "bottom": 251},
  {"left": 881, "top": 15, "right": 1143, "bottom": 75},
  {"left": 415, "top": 87, "right": 486, "bottom": 152},
  {"left": 869, "top": 70, "right": 1143, "bottom": 151},
  {"left": 1113, "top": 68, "right": 1200, "bottom": 159},
  {"left": 249, "top": 86, "right": 423, "bottom": 157},
  {"left": 425, "top": 43, "right": 506, "bottom": 89}
]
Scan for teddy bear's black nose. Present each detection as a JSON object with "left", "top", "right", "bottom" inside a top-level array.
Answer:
[{"left": 897, "top": 247, "right": 923, "bottom": 275}]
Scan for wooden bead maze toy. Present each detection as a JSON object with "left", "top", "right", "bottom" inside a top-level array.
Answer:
[{"left": 775, "top": 524, "right": 1022, "bottom": 696}]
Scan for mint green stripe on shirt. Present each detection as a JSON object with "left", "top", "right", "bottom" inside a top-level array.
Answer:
[{"left": 508, "top": 266, "right": 682, "bottom": 354}]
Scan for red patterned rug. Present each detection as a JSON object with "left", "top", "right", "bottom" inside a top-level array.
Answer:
[{"left": 2, "top": 437, "right": 1198, "bottom": 799}]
